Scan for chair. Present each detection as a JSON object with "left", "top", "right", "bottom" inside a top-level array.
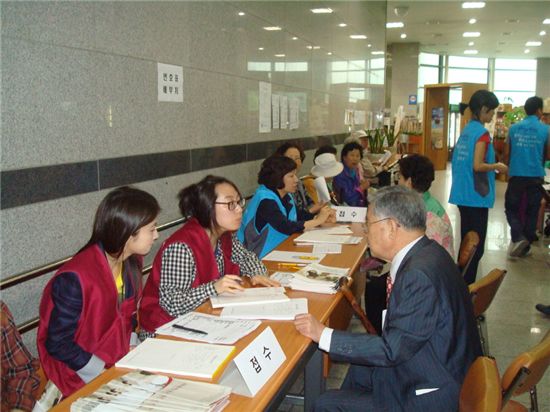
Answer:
[
  {"left": 501, "top": 330, "right": 550, "bottom": 412},
  {"left": 468, "top": 269, "right": 507, "bottom": 355},
  {"left": 458, "top": 231, "right": 480, "bottom": 278},
  {"left": 459, "top": 356, "right": 502, "bottom": 412},
  {"left": 339, "top": 277, "right": 378, "bottom": 335}
]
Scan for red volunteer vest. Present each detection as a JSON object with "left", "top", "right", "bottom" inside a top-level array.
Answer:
[
  {"left": 37, "top": 244, "right": 141, "bottom": 397},
  {"left": 140, "top": 218, "right": 240, "bottom": 332}
]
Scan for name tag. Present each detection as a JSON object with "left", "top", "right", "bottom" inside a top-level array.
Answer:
[{"left": 333, "top": 206, "right": 367, "bottom": 223}]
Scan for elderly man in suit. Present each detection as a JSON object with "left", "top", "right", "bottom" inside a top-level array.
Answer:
[{"left": 295, "top": 186, "right": 481, "bottom": 411}]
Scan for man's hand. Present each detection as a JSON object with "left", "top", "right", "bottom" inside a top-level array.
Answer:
[{"left": 294, "top": 313, "right": 325, "bottom": 343}]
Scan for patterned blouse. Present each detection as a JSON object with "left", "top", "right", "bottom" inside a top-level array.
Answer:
[{"left": 423, "top": 191, "right": 455, "bottom": 258}]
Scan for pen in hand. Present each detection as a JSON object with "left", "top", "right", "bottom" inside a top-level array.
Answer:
[{"left": 172, "top": 324, "right": 208, "bottom": 335}]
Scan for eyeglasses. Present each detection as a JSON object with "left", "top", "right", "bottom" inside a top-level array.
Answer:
[
  {"left": 365, "top": 217, "right": 392, "bottom": 229},
  {"left": 215, "top": 198, "right": 246, "bottom": 211}
]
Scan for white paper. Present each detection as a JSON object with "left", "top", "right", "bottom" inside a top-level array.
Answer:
[
  {"left": 156, "top": 312, "right": 261, "bottom": 345},
  {"left": 262, "top": 250, "right": 325, "bottom": 264},
  {"left": 314, "top": 176, "right": 331, "bottom": 204},
  {"left": 313, "top": 243, "right": 342, "bottom": 254},
  {"left": 294, "top": 231, "right": 361, "bottom": 245},
  {"left": 210, "top": 287, "right": 288, "bottom": 308},
  {"left": 332, "top": 206, "right": 367, "bottom": 223},
  {"left": 283, "top": 263, "right": 350, "bottom": 294},
  {"left": 115, "top": 339, "right": 235, "bottom": 379},
  {"left": 309, "top": 226, "right": 353, "bottom": 235},
  {"left": 259, "top": 81, "right": 272, "bottom": 133},
  {"left": 289, "top": 97, "right": 299, "bottom": 129},
  {"left": 271, "top": 94, "right": 280, "bottom": 129},
  {"left": 280, "top": 96, "right": 288, "bottom": 129},
  {"left": 220, "top": 298, "right": 308, "bottom": 321},
  {"left": 354, "top": 110, "right": 366, "bottom": 126},
  {"left": 157, "top": 63, "right": 183, "bottom": 103}
]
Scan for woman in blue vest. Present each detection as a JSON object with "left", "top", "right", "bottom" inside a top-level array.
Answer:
[
  {"left": 238, "top": 155, "right": 332, "bottom": 258},
  {"left": 449, "top": 90, "right": 508, "bottom": 284}
]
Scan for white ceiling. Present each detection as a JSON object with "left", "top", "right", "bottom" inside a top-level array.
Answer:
[{"left": 386, "top": 0, "right": 550, "bottom": 59}]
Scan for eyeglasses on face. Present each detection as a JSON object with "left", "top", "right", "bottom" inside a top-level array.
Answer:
[
  {"left": 365, "top": 217, "right": 392, "bottom": 228},
  {"left": 215, "top": 198, "right": 246, "bottom": 211}
]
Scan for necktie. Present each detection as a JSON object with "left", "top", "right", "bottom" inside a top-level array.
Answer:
[{"left": 386, "top": 274, "right": 393, "bottom": 305}]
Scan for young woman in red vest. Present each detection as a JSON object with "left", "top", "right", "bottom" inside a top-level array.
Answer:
[
  {"left": 140, "top": 175, "right": 279, "bottom": 333},
  {"left": 37, "top": 187, "right": 160, "bottom": 397}
]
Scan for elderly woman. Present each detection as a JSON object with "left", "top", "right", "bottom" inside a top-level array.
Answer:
[
  {"left": 238, "top": 155, "right": 332, "bottom": 258},
  {"left": 398, "top": 154, "right": 455, "bottom": 258},
  {"left": 333, "top": 142, "right": 370, "bottom": 206}
]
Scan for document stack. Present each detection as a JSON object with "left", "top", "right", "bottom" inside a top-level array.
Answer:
[
  {"left": 272, "top": 263, "right": 350, "bottom": 294},
  {"left": 70, "top": 370, "right": 231, "bottom": 412}
]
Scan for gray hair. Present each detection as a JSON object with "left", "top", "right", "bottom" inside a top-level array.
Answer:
[{"left": 370, "top": 186, "right": 426, "bottom": 231}]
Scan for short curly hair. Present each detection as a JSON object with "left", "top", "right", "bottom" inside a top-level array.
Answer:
[
  {"left": 341, "top": 142, "right": 363, "bottom": 162},
  {"left": 258, "top": 155, "right": 297, "bottom": 191},
  {"left": 398, "top": 154, "right": 434, "bottom": 193}
]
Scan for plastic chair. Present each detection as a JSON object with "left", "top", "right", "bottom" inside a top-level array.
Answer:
[
  {"left": 468, "top": 269, "right": 507, "bottom": 355},
  {"left": 458, "top": 231, "right": 480, "bottom": 278},
  {"left": 339, "top": 277, "right": 377, "bottom": 335},
  {"left": 459, "top": 356, "right": 502, "bottom": 412},
  {"left": 501, "top": 330, "right": 550, "bottom": 412}
]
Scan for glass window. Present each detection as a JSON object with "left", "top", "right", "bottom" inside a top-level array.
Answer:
[
  {"left": 247, "top": 62, "right": 271, "bottom": 72},
  {"left": 368, "top": 70, "right": 384, "bottom": 85},
  {"left": 494, "top": 70, "right": 536, "bottom": 91},
  {"left": 349, "top": 70, "right": 366, "bottom": 83},
  {"left": 447, "top": 68, "right": 488, "bottom": 83},
  {"left": 418, "top": 66, "right": 439, "bottom": 87},
  {"left": 419, "top": 52, "right": 439, "bottom": 66},
  {"left": 349, "top": 60, "right": 366, "bottom": 69},
  {"left": 369, "top": 58, "right": 385, "bottom": 69},
  {"left": 285, "top": 62, "right": 308, "bottom": 72},
  {"left": 495, "top": 58, "right": 536, "bottom": 70},
  {"left": 448, "top": 56, "right": 488, "bottom": 68},
  {"left": 494, "top": 91, "right": 535, "bottom": 107},
  {"left": 331, "top": 72, "right": 347, "bottom": 84},
  {"left": 332, "top": 61, "right": 348, "bottom": 71}
]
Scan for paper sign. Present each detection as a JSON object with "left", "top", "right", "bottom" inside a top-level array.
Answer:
[
  {"left": 314, "top": 176, "right": 331, "bottom": 204},
  {"left": 272, "top": 94, "right": 280, "bottom": 129},
  {"left": 158, "top": 63, "right": 183, "bottom": 102},
  {"left": 280, "top": 96, "right": 288, "bottom": 129},
  {"left": 354, "top": 110, "right": 366, "bottom": 126},
  {"left": 219, "top": 327, "right": 285, "bottom": 397},
  {"left": 259, "top": 82, "right": 272, "bottom": 133},
  {"left": 333, "top": 206, "right": 367, "bottom": 223},
  {"left": 289, "top": 97, "right": 299, "bottom": 130}
]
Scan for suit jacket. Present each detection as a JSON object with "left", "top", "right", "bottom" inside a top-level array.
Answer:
[{"left": 330, "top": 236, "right": 482, "bottom": 411}]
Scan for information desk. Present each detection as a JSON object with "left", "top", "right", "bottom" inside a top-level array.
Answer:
[{"left": 51, "top": 224, "right": 368, "bottom": 412}]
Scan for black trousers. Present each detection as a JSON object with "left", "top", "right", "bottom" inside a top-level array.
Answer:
[
  {"left": 458, "top": 206, "right": 488, "bottom": 285},
  {"left": 505, "top": 176, "right": 544, "bottom": 243}
]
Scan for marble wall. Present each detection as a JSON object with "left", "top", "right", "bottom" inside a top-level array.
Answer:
[{"left": 0, "top": 1, "right": 386, "bottom": 340}]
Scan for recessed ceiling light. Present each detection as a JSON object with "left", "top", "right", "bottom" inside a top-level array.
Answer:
[
  {"left": 274, "top": 53, "right": 285, "bottom": 57},
  {"left": 400, "top": 33, "right": 407, "bottom": 39},
  {"left": 306, "top": 45, "right": 313, "bottom": 50},
  {"left": 468, "top": 41, "right": 475, "bottom": 46},
  {"left": 540, "top": 30, "right": 547, "bottom": 36},
  {"left": 371, "top": 51, "right": 384, "bottom": 55},
  {"left": 313, "top": 46, "right": 320, "bottom": 50},
  {"left": 327, "top": 52, "right": 333, "bottom": 55},
  {"left": 263, "top": 26, "right": 282, "bottom": 31},
  {"left": 292, "top": 36, "right": 298, "bottom": 40},
  {"left": 544, "top": 18, "right": 550, "bottom": 24},
  {"left": 526, "top": 41, "right": 542, "bottom": 46},
  {"left": 258, "top": 47, "right": 264, "bottom": 51},
  {"left": 350, "top": 34, "right": 368, "bottom": 39},
  {"left": 462, "top": 2, "right": 485, "bottom": 9},
  {"left": 311, "top": 8, "right": 333, "bottom": 14},
  {"left": 338, "top": 23, "right": 347, "bottom": 27},
  {"left": 367, "top": 43, "right": 372, "bottom": 48},
  {"left": 238, "top": 11, "right": 245, "bottom": 16},
  {"left": 464, "top": 49, "right": 478, "bottom": 54},
  {"left": 469, "top": 18, "right": 477, "bottom": 24},
  {"left": 524, "top": 49, "right": 530, "bottom": 53},
  {"left": 386, "top": 22, "right": 404, "bottom": 28},
  {"left": 463, "top": 32, "right": 480, "bottom": 37}
]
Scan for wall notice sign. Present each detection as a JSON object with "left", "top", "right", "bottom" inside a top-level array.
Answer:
[
  {"left": 409, "top": 94, "right": 417, "bottom": 105},
  {"left": 157, "top": 63, "right": 183, "bottom": 102},
  {"left": 280, "top": 96, "right": 289, "bottom": 129},
  {"left": 289, "top": 97, "right": 299, "bottom": 130},
  {"left": 259, "top": 81, "right": 272, "bottom": 133},
  {"left": 272, "top": 94, "right": 280, "bottom": 129},
  {"left": 219, "top": 327, "right": 285, "bottom": 397}
]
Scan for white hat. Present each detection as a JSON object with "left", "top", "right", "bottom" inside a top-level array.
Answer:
[
  {"left": 311, "top": 153, "right": 344, "bottom": 178},
  {"left": 344, "top": 129, "right": 367, "bottom": 144}
]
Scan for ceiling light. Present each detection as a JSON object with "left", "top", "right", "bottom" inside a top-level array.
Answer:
[
  {"left": 313, "top": 46, "right": 320, "bottom": 49},
  {"left": 526, "top": 41, "right": 542, "bottom": 46},
  {"left": 464, "top": 49, "right": 478, "bottom": 54},
  {"left": 263, "top": 26, "right": 281, "bottom": 31},
  {"left": 258, "top": 47, "right": 264, "bottom": 51},
  {"left": 338, "top": 23, "right": 347, "bottom": 27},
  {"left": 463, "top": 32, "right": 480, "bottom": 37},
  {"left": 469, "top": 18, "right": 477, "bottom": 24},
  {"left": 367, "top": 43, "right": 372, "bottom": 48},
  {"left": 306, "top": 45, "right": 313, "bottom": 50},
  {"left": 238, "top": 12, "right": 245, "bottom": 16},
  {"left": 311, "top": 8, "right": 333, "bottom": 14},
  {"left": 350, "top": 34, "right": 367, "bottom": 39},
  {"left": 524, "top": 49, "right": 530, "bottom": 53},
  {"left": 386, "top": 22, "right": 404, "bottom": 28},
  {"left": 327, "top": 52, "right": 332, "bottom": 55},
  {"left": 462, "top": 2, "right": 486, "bottom": 9},
  {"left": 400, "top": 33, "right": 407, "bottom": 39},
  {"left": 468, "top": 41, "right": 474, "bottom": 46},
  {"left": 371, "top": 51, "right": 384, "bottom": 55},
  {"left": 544, "top": 18, "right": 550, "bottom": 24},
  {"left": 292, "top": 36, "right": 298, "bottom": 40},
  {"left": 274, "top": 53, "right": 285, "bottom": 57},
  {"left": 540, "top": 30, "right": 547, "bottom": 36}
]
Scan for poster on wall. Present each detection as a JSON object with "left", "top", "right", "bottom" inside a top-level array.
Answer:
[
  {"left": 259, "top": 81, "right": 272, "bottom": 133},
  {"left": 354, "top": 110, "right": 366, "bottom": 127},
  {"left": 289, "top": 98, "right": 299, "bottom": 130},
  {"left": 431, "top": 107, "right": 444, "bottom": 149},
  {"left": 157, "top": 63, "right": 183, "bottom": 102},
  {"left": 272, "top": 94, "right": 280, "bottom": 129},
  {"left": 280, "top": 96, "right": 288, "bottom": 129}
]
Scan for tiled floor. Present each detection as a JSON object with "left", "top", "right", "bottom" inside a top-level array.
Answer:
[{"left": 278, "top": 166, "right": 550, "bottom": 411}]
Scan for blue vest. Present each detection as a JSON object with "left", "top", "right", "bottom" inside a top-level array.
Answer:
[
  {"left": 508, "top": 115, "right": 549, "bottom": 177},
  {"left": 237, "top": 185, "right": 297, "bottom": 258},
  {"left": 449, "top": 120, "right": 496, "bottom": 208}
]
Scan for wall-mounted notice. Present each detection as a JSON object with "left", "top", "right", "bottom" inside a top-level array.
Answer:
[
  {"left": 354, "top": 110, "right": 366, "bottom": 127},
  {"left": 259, "top": 81, "right": 272, "bottom": 133},
  {"left": 431, "top": 107, "right": 444, "bottom": 149},
  {"left": 158, "top": 63, "right": 183, "bottom": 102},
  {"left": 344, "top": 109, "right": 354, "bottom": 126},
  {"left": 272, "top": 94, "right": 280, "bottom": 129},
  {"left": 289, "top": 97, "right": 299, "bottom": 130},
  {"left": 280, "top": 96, "right": 288, "bottom": 129}
]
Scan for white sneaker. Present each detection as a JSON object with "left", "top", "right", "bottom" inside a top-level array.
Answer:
[{"left": 508, "top": 239, "right": 529, "bottom": 257}]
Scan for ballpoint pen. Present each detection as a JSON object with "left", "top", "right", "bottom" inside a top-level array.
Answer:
[
  {"left": 293, "top": 256, "right": 319, "bottom": 260},
  {"left": 277, "top": 262, "right": 306, "bottom": 267},
  {"left": 172, "top": 324, "right": 208, "bottom": 335}
]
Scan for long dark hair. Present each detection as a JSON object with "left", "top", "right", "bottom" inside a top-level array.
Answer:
[
  {"left": 459, "top": 90, "right": 499, "bottom": 120},
  {"left": 86, "top": 186, "right": 160, "bottom": 257},
  {"left": 178, "top": 175, "right": 241, "bottom": 229}
]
